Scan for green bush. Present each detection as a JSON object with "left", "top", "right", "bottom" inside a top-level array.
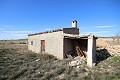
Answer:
[{"left": 10, "top": 42, "right": 15, "bottom": 44}]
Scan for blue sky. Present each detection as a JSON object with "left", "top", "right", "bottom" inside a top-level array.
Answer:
[{"left": 0, "top": 0, "right": 120, "bottom": 39}]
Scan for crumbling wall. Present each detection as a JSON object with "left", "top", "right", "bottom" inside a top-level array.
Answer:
[{"left": 63, "top": 28, "right": 79, "bottom": 34}]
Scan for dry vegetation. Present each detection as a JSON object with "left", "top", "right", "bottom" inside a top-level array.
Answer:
[{"left": 0, "top": 38, "right": 120, "bottom": 80}]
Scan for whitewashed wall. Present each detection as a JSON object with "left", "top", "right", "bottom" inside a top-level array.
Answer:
[{"left": 28, "top": 31, "right": 64, "bottom": 59}]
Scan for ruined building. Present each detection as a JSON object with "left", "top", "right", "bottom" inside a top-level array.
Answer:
[{"left": 28, "top": 20, "right": 97, "bottom": 67}]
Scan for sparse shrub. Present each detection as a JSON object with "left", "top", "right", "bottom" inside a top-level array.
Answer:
[
  {"left": 26, "top": 53, "right": 37, "bottom": 60},
  {"left": 112, "top": 56, "right": 120, "bottom": 62},
  {"left": 33, "top": 72, "right": 44, "bottom": 78},
  {"left": 70, "top": 70, "right": 78, "bottom": 77},
  {"left": 0, "top": 40, "right": 120, "bottom": 80},
  {"left": 41, "top": 72, "right": 54, "bottom": 80},
  {"left": 9, "top": 68, "right": 27, "bottom": 80},
  {"left": 10, "top": 42, "right": 15, "bottom": 44},
  {"left": 83, "top": 75, "right": 92, "bottom": 80},
  {"left": 0, "top": 49, "right": 12, "bottom": 54},
  {"left": 62, "top": 75, "right": 71, "bottom": 80},
  {"left": 19, "top": 42, "right": 26, "bottom": 44},
  {"left": 0, "top": 76, "right": 8, "bottom": 80},
  {"left": 49, "top": 77, "right": 60, "bottom": 80},
  {"left": 36, "top": 53, "right": 57, "bottom": 60},
  {"left": 56, "top": 67, "right": 65, "bottom": 74},
  {"left": 65, "top": 66, "right": 73, "bottom": 75}
]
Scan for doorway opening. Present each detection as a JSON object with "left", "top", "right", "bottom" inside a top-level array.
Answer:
[{"left": 41, "top": 40, "right": 45, "bottom": 53}]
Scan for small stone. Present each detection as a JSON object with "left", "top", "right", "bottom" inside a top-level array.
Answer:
[
  {"left": 36, "top": 59, "right": 40, "bottom": 61},
  {"left": 117, "top": 60, "right": 119, "bottom": 62},
  {"left": 92, "top": 63, "right": 96, "bottom": 66},
  {"left": 59, "top": 74, "right": 64, "bottom": 79},
  {"left": 77, "top": 66, "right": 80, "bottom": 68},
  {"left": 84, "top": 72, "right": 89, "bottom": 75},
  {"left": 76, "top": 60, "right": 81, "bottom": 65},
  {"left": 84, "top": 68, "right": 89, "bottom": 72},
  {"left": 69, "top": 60, "right": 78, "bottom": 66}
]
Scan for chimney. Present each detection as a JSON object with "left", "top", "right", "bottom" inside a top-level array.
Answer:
[{"left": 72, "top": 20, "right": 77, "bottom": 28}]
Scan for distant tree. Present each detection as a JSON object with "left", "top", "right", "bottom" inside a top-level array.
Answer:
[
  {"left": 115, "top": 31, "right": 120, "bottom": 44},
  {"left": 112, "top": 37, "right": 115, "bottom": 42}
]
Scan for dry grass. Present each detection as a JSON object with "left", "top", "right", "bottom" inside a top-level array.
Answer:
[{"left": 0, "top": 39, "right": 120, "bottom": 80}]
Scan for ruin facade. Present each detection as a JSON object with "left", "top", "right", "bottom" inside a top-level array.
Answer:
[{"left": 28, "top": 20, "right": 97, "bottom": 67}]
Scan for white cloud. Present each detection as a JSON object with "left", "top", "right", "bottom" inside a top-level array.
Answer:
[
  {"left": 0, "top": 28, "right": 55, "bottom": 40},
  {"left": 95, "top": 25, "right": 114, "bottom": 28},
  {"left": 85, "top": 31, "right": 110, "bottom": 34},
  {"left": 0, "top": 33, "right": 28, "bottom": 40},
  {"left": 0, "top": 30, "right": 38, "bottom": 40},
  {"left": 1, "top": 30, "right": 33, "bottom": 33}
]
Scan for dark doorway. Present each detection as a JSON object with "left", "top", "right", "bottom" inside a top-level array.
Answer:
[
  {"left": 41, "top": 40, "right": 45, "bottom": 53},
  {"left": 64, "top": 38, "right": 88, "bottom": 58}
]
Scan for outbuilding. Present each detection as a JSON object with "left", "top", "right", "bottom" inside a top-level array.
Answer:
[{"left": 28, "top": 20, "right": 97, "bottom": 67}]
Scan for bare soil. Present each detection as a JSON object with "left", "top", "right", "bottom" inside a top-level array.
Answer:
[{"left": 97, "top": 38, "right": 120, "bottom": 55}]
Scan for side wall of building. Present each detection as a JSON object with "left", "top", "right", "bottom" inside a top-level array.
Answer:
[
  {"left": 28, "top": 31, "right": 64, "bottom": 59},
  {"left": 28, "top": 35, "right": 40, "bottom": 53}
]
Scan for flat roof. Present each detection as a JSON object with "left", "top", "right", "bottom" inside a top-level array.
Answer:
[
  {"left": 28, "top": 28, "right": 78, "bottom": 36},
  {"left": 28, "top": 28, "right": 63, "bottom": 36},
  {"left": 63, "top": 34, "right": 98, "bottom": 39}
]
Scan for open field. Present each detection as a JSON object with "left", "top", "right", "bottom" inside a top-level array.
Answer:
[
  {"left": 0, "top": 38, "right": 120, "bottom": 80},
  {"left": 97, "top": 38, "right": 120, "bottom": 55}
]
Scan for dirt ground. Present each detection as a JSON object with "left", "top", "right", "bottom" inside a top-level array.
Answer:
[{"left": 96, "top": 38, "right": 120, "bottom": 55}]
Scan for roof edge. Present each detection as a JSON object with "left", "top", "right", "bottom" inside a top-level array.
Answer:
[{"left": 28, "top": 28, "right": 63, "bottom": 36}]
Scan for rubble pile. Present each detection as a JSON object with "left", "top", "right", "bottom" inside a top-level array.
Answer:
[{"left": 69, "top": 56, "right": 86, "bottom": 67}]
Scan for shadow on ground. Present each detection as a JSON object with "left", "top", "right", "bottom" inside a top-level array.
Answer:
[{"left": 96, "top": 48, "right": 111, "bottom": 64}]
